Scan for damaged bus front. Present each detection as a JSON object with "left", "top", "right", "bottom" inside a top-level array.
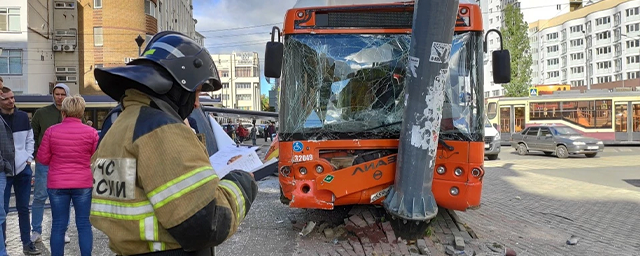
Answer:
[{"left": 264, "top": 1, "right": 511, "bottom": 211}]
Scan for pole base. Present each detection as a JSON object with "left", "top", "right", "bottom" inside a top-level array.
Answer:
[{"left": 388, "top": 216, "right": 432, "bottom": 240}]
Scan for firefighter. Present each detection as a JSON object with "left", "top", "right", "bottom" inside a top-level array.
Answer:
[{"left": 90, "top": 31, "right": 257, "bottom": 255}]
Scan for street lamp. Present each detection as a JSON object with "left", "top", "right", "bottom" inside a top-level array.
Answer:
[
  {"left": 135, "top": 35, "right": 145, "bottom": 56},
  {"left": 582, "top": 30, "right": 591, "bottom": 90}
]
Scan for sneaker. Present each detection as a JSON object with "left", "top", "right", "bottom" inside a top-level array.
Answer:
[
  {"left": 23, "top": 242, "right": 42, "bottom": 255},
  {"left": 30, "top": 232, "right": 42, "bottom": 243},
  {"left": 65, "top": 234, "right": 70, "bottom": 243}
]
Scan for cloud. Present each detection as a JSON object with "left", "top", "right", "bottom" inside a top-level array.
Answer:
[{"left": 193, "top": 0, "right": 297, "bottom": 93}]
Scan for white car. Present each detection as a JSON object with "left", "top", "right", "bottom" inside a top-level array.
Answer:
[{"left": 484, "top": 118, "right": 501, "bottom": 160}]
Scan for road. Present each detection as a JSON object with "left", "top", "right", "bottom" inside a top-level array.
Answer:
[{"left": 4, "top": 143, "right": 640, "bottom": 255}]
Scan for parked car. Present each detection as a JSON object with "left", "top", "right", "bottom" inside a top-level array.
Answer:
[
  {"left": 510, "top": 125, "right": 604, "bottom": 158},
  {"left": 484, "top": 118, "right": 501, "bottom": 160}
]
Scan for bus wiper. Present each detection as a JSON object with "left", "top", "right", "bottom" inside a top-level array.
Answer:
[
  {"left": 363, "top": 121, "right": 402, "bottom": 132},
  {"left": 439, "top": 138, "right": 454, "bottom": 151}
]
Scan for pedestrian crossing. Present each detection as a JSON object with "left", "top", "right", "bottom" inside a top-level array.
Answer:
[{"left": 484, "top": 155, "right": 640, "bottom": 171}]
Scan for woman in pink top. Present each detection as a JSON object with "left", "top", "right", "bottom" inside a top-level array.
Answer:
[{"left": 37, "top": 95, "right": 98, "bottom": 256}]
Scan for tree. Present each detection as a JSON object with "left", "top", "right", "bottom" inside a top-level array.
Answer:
[
  {"left": 500, "top": 4, "right": 532, "bottom": 97},
  {"left": 260, "top": 94, "right": 270, "bottom": 111}
]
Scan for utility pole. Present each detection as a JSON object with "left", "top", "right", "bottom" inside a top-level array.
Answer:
[
  {"left": 383, "top": 0, "right": 460, "bottom": 240},
  {"left": 582, "top": 31, "right": 591, "bottom": 90}
]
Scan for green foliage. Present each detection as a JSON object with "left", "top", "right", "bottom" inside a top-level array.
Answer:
[
  {"left": 260, "top": 94, "right": 269, "bottom": 111},
  {"left": 500, "top": 4, "right": 532, "bottom": 97}
]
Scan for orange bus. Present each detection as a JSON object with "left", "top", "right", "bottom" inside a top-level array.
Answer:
[{"left": 263, "top": 1, "right": 509, "bottom": 212}]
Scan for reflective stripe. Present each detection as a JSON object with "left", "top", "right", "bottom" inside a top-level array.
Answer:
[
  {"left": 91, "top": 199, "right": 154, "bottom": 220},
  {"left": 219, "top": 180, "right": 246, "bottom": 223},
  {"left": 152, "top": 42, "right": 185, "bottom": 58},
  {"left": 147, "top": 167, "right": 218, "bottom": 209},
  {"left": 140, "top": 216, "right": 165, "bottom": 252}
]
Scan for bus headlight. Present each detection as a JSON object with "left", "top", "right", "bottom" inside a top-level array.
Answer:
[
  {"left": 315, "top": 165, "right": 324, "bottom": 174},
  {"left": 454, "top": 168, "right": 463, "bottom": 176},
  {"left": 436, "top": 166, "right": 446, "bottom": 175},
  {"left": 299, "top": 167, "right": 307, "bottom": 175}
]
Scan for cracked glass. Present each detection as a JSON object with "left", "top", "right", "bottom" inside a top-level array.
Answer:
[{"left": 279, "top": 32, "right": 484, "bottom": 142}]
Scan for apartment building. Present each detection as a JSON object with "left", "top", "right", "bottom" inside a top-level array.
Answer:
[
  {"left": 479, "top": 0, "right": 580, "bottom": 98},
  {"left": 0, "top": 0, "right": 80, "bottom": 95},
  {"left": 210, "top": 52, "right": 262, "bottom": 111},
  {"left": 529, "top": 0, "right": 640, "bottom": 88},
  {"left": 78, "top": 0, "right": 202, "bottom": 95}
]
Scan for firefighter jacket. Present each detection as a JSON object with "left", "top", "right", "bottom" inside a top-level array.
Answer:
[{"left": 90, "top": 89, "right": 257, "bottom": 255}]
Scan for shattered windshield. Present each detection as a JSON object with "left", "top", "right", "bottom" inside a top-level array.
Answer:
[{"left": 279, "top": 32, "right": 483, "bottom": 142}]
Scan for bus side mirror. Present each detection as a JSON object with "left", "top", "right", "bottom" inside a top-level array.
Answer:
[
  {"left": 484, "top": 29, "right": 511, "bottom": 84},
  {"left": 264, "top": 26, "right": 283, "bottom": 79},
  {"left": 492, "top": 50, "right": 511, "bottom": 84}
]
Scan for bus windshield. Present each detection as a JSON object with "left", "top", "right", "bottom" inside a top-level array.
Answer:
[{"left": 278, "top": 32, "right": 484, "bottom": 142}]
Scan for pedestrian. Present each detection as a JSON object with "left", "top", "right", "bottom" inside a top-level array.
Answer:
[
  {"left": 30, "top": 83, "right": 72, "bottom": 244},
  {"left": 91, "top": 31, "right": 257, "bottom": 255},
  {"left": 0, "top": 76, "right": 14, "bottom": 256},
  {"left": 36, "top": 95, "right": 98, "bottom": 256},
  {"left": 250, "top": 122, "right": 258, "bottom": 146},
  {"left": 0, "top": 86, "right": 41, "bottom": 255}
]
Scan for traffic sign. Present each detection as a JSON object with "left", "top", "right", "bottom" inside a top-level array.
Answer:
[{"left": 529, "top": 88, "right": 538, "bottom": 96}]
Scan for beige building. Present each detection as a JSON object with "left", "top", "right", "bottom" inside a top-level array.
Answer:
[
  {"left": 78, "top": 0, "right": 202, "bottom": 95},
  {"left": 210, "top": 52, "right": 262, "bottom": 111}
]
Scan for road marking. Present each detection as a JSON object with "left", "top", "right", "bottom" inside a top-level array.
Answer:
[{"left": 485, "top": 155, "right": 639, "bottom": 171}]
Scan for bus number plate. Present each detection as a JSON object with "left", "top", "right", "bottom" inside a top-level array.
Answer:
[{"left": 293, "top": 154, "right": 313, "bottom": 163}]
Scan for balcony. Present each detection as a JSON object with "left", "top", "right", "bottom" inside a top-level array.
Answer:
[
  {"left": 595, "top": 67, "right": 614, "bottom": 75},
  {"left": 595, "top": 38, "right": 612, "bottom": 46},
  {"left": 595, "top": 52, "right": 613, "bottom": 60}
]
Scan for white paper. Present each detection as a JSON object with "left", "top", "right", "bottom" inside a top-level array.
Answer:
[{"left": 209, "top": 145, "right": 264, "bottom": 178}]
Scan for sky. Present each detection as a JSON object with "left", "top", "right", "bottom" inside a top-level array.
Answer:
[{"left": 192, "top": 0, "right": 298, "bottom": 96}]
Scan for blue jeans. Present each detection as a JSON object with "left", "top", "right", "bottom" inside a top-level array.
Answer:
[
  {"left": 3, "top": 165, "right": 32, "bottom": 245},
  {"left": 48, "top": 188, "right": 93, "bottom": 256},
  {"left": 32, "top": 162, "right": 70, "bottom": 234},
  {"left": 0, "top": 173, "right": 7, "bottom": 256}
]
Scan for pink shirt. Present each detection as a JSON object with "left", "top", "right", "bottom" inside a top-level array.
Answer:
[{"left": 37, "top": 117, "right": 98, "bottom": 189}]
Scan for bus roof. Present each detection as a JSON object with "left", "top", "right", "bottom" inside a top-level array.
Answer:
[
  {"left": 489, "top": 90, "right": 640, "bottom": 101},
  {"left": 293, "top": 0, "right": 476, "bottom": 8}
]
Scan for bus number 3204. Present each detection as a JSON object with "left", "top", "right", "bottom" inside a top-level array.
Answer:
[{"left": 293, "top": 154, "right": 313, "bottom": 163}]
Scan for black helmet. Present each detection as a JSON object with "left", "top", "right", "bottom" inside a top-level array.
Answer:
[{"left": 95, "top": 31, "right": 222, "bottom": 102}]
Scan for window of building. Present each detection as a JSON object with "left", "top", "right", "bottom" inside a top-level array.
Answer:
[
  {"left": 547, "top": 71, "right": 560, "bottom": 78},
  {"left": 596, "top": 46, "right": 611, "bottom": 55},
  {"left": 94, "top": 0, "right": 102, "bottom": 8},
  {"left": 597, "top": 76, "right": 611, "bottom": 84},
  {"left": 570, "top": 80, "right": 585, "bottom": 87},
  {"left": 595, "top": 16, "right": 610, "bottom": 26},
  {"left": 626, "top": 23, "right": 640, "bottom": 33},
  {"left": 570, "top": 52, "right": 584, "bottom": 61},
  {"left": 222, "top": 83, "right": 229, "bottom": 89},
  {"left": 145, "top": 0, "right": 156, "bottom": 18},
  {"left": 93, "top": 27, "right": 103, "bottom": 46},
  {"left": 235, "top": 67, "right": 252, "bottom": 77},
  {"left": 0, "top": 49, "right": 22, "bottom": 75},
  {"left": 546, "top": 33, "right": 558, "bottom": 40},
  {"left": 626, "top": 7, "right": 640, "bottom": 17},
  {"left": 627, "top": 39, "right": 640, "bottom": 48},
  {"left": 627, "top": 55, "right": 640, "bottom": 64},
  {"left": 236, "top": 83, "right": 251, "bottom": 89},
  {"left": 570, "top": 66, "right": 584, "bottom": 74},
  {"left": 596, "top": 31, "right": 611, "bottom": 40},
  {"left": 596, "top": 61, "right": 611, "bottom": 69},
  {"left": 221, "top": 71, "right": 229, "bottom": 77},
  {"left": 570, "top": 25, "right": 583, "bottom": 33},
  {"left": 236, "top": 94, "right": 251, "bottom": 101},
  {"left": 570, "top": 39, "right": 583, "bottom": 47},
  {"left": 0, "top": 8, "right": 21, "bottom": 32},
  {"left": 547, "top": 45, "right": 559, "bottom": 53},
  {"left": 547, "top": 58, "right": 559, "bottom": 66},
  {"left": 628, "top": 71, "right": 640, "bottom": 79}
]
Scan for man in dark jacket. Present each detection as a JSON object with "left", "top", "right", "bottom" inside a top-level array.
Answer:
[{"left": 0, "top": 76, "right": 14, "bottom": 256}]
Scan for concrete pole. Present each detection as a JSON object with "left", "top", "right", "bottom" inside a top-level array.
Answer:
[{"left": 383, "top": 0, "right": 460, "bottom": 240}]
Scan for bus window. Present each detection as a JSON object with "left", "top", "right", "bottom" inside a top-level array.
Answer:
[
  {"left": 487, "top": 102, "right": 497, "bottom": 120},
  {"left": 96, "top": 109, "right": 109, "bottom": 130},
  {"left": 529, "top": 102, "right": 560, "bottom": 120},
  {"left": 561, "top": 100, "right": 612, "bottom": 129},
  {"left": 500, "top": 107, "right": 510, "bottom": 133}
]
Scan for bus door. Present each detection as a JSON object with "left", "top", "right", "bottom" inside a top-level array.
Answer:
[
  {"left": 499, "top": 105, "right": 526, "bottom": 141},
  {"left": 614, "top": 101, "right": 640, "bottom": 142}
]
